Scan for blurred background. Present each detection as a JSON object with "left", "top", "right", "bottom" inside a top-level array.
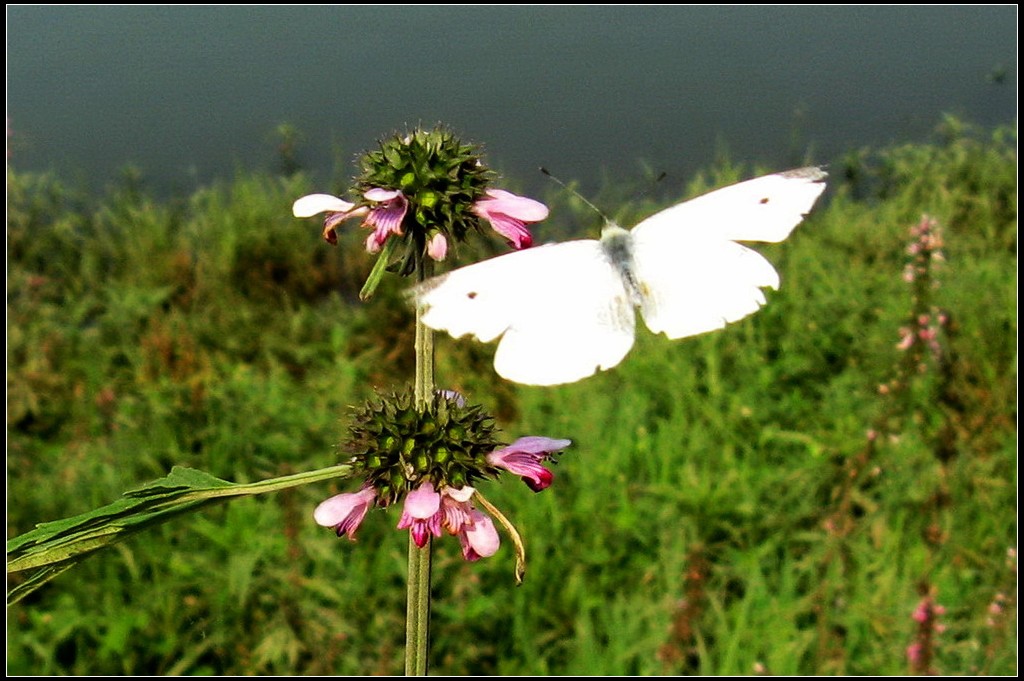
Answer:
[{"left": 7, "top": 5, "right": 1016, "bottom": 198}]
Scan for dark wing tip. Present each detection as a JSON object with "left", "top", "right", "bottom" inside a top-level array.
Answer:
[{"left": 781, "top": 166, "right": 828, "bottom": 182}]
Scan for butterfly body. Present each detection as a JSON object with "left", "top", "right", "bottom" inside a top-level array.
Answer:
[
  {"left": 414, "top": 167, "right": 828, "bottom": 386},
  {"left": 598, "top": 223, "right": 647, "bottom": 307}
]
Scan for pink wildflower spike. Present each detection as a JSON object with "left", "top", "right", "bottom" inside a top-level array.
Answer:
[
  {"left": 363, "top": 188, "right": 408, "bottom": 252},
  {"left": 896, "top": 327, "right": 915, "bottom": 350},
  {"left": 488, "top": 436, "right": 572, "bottom": 492},
  {"left": 397, "top": 481, "right": 443, "bottom": 547},
  {"left": 292, "top": 193, "right": 370, "bottom": 245},
  {"left": 313, "top": 486, "right": 377, "bottom": 540},
  {"left": 472, "top": 189, "right": 549, "bottom": 249},
  {"left": 458, "top": 509, "right": 500, "bottom": 561}
]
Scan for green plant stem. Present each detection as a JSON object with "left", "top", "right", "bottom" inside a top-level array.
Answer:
[{"left": 406, "top": 257, "right": 435, "bottom": 676}]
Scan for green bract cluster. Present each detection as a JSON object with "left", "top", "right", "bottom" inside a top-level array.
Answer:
[
  {"left": 344, "top": 389, "right": 504, "bottom": 505},
  {"left": 356, "top": 126, "right": 493, "bottom": 272}
]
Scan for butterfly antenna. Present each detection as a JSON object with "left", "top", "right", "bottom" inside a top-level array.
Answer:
[
  {"left": 626, "top": 170, "right": 668, "bottom": 205},
  {"left": 539, "top": 166, "right": 611, "bottom": 224}
]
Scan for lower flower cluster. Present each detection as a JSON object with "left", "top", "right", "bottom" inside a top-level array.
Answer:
[{"left": 314, "top": 389, "right": 570, "bottom": 563}]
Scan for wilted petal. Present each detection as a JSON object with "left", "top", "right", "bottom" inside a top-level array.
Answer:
[
  {"left": 293, "top": 193, "right": 355, "bottom": 218},
  {"left": 313, "top": 486, "right": 376, "bottom": 540},
  {"left": 459, "top": 510, "right": 500, "bottom": 561}
]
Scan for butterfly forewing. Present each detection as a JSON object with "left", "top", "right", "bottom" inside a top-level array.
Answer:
[
  {"left": 631, "top": 167, "right": 827, "bottom": 244},
  {"left": 415, "top": 240, "right": 636, "bottom": 386}
]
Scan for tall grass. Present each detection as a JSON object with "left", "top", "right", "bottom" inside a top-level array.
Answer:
[{"left": 6, "top": 118, "right": 1016, "bottom": 674}]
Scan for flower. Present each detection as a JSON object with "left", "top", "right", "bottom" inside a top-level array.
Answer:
[
  {"left": 294, "top": 127, "right": 549, "bottom": 288},
  {"left": 426, "top": 231, "right": 448, "bottom": 261},
  {"left": 397, "top": 481, "right": 443, "bottom": 547},
  {"left": 459, "top": 509, "right": 500, "bottom": 561},
  {"left": 487, "top": 436, "right": 572, "bottom": 492},
  {"left": 472, "top": 189, "right": 549, "bottom": 249},
  {"left": 314, "top": 388, "right": 570, "bottom": 572},
  {"left": 313, "top": 485, "right": 377, "bottom": 540},
  {"left": 292, "top": 189, "right": 409, "bottom": 248},
  {"left": 362, "top": 188, "right": 409, "bottom": 253},
  {"left": 395, "top": 483, "right": 500, "bottom": 559}
]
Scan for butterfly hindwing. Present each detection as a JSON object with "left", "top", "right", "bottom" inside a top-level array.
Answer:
[
  {"left": 632, "top": 235, "right": 782, "bottom": 339},
  {"left": 630, "top": 167, "right": 827, "bottom": 339}
]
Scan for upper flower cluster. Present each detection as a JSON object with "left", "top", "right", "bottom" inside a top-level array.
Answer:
[{"left": 292, "top": 126, "right": 548, "bottom": 275}]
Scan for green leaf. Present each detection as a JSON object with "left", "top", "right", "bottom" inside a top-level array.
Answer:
[
  {"left": 358, "top": 236, "right": 402, "bottom": 301},
  {"left": 6, "top": 464, "right": 352, "bottom": 604}
]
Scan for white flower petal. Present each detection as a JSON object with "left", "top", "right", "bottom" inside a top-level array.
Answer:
[
  {"left": 293, "top": 193, "right": 355, "bottom": 218},
  {"left": 443, "top": 485, "right": 476, "bottom": 503},
  {"left": 363, "top": 188, "right": 403, "bottom": 202}
]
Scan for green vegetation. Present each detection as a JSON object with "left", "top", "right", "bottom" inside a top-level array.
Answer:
[{"left": 6, "top": 118, "right": 1017, "bottom": 674}]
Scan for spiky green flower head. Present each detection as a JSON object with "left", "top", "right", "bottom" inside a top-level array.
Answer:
[
  {"left": 292, "top": 125, "right": 548, "bottom": 299},
  {"left": 356, "top": 126, "right": 492, "bottom": 268},
  {"left": 344, "top": 388, "right": 504, "bottom": 507}
]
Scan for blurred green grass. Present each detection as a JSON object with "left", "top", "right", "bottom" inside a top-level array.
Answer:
[{"left": 6, "top": 117, "right": 1017, "bottom": 674}]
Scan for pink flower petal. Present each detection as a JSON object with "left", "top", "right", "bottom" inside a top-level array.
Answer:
[
  {"left": 427, "top": 232, "right": 448, "bottom": 261},
  {"left": 459, "top": 510, "right": 500, "bottom": 560},
  {"left": 483, "top": 213, "right": 533, "bottom": 249},
  {"left": 472, "top": 189, "right": 549, "bottom": 250},
  {"left": 480, "top": 189, "right": 550, "bottom": 221},
  {"left": 404, "top": 482, "right": 441, "bottom": 519},
  {"left": 313, "top": 487, "right": 376, "bottom": 540},
  {"left": 363, "top": 192, "right": 408, "bottom": 251},
  {"left": 505, "top": 436, "right": 572, "bottom": 455},
  {"left": 488, "top": 437, "right": 571, "bottom": 492}
]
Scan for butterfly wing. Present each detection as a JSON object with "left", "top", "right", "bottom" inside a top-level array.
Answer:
[
  {"left": 633, "top": 166, "right": 828, "bottom": 244},
  {"left": 413, "top": 241, "right": 636, "bottom": 386},
  {"left": 630, "top": 167, "right": 827, "bottom": 339}
]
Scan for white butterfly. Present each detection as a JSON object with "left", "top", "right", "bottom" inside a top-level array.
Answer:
[{"left": 413, "top": 167, "right": 827, "bottom": 386}]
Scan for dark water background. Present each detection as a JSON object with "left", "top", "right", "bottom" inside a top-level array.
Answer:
[{"left": 6, "top": 5, "right": 1017, "bottom": 199}]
